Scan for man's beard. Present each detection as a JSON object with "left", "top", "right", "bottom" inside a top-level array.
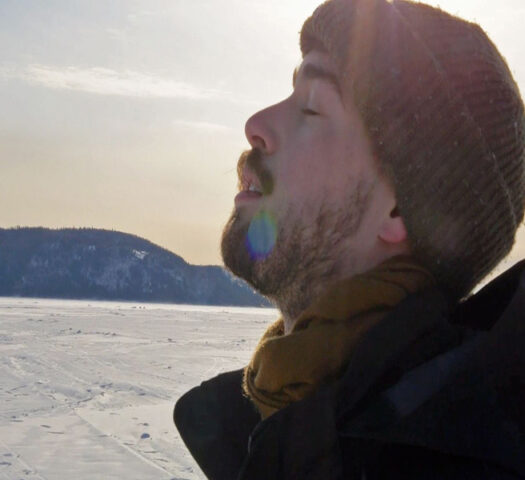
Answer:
[{"left": 221, "top": 152, "right": 374, "bottom": 315}]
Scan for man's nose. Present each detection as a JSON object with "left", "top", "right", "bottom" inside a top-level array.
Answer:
[{"left": 244, "top": 104, "right": 279, "bottom": 155}]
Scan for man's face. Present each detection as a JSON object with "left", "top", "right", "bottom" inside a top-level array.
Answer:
[{"left": 221, "top": 50, "right": 388, "bottom": 299}]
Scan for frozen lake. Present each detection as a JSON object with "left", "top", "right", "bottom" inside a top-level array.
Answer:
[{"left": 0, "top": 297, "right": 276, "bottom": 480}]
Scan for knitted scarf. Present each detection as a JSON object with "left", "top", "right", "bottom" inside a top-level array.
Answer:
[{"left": 243, "top": 256, "right": 436, "bottom": 419}]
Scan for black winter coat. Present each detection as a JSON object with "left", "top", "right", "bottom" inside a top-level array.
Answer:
[{"left": 174, "top": 260, "right": 525, "bottom": 479}]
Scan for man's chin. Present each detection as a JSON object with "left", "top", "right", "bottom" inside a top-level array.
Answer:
[{"left": 221, "top": 209, "right": 257, "bottom": 286}]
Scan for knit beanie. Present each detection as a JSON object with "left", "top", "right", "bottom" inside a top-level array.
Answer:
[{"left": 300, "top": 0, "right": 525, "bottom": 301}]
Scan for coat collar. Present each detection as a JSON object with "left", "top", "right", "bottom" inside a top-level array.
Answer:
[{"left": 341, "top": 259, "right": 525, "bottom": 476}]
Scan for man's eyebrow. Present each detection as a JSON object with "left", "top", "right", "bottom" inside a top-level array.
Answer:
[{"left": 292, "top": 63, "right": 342, "bottom": 97}]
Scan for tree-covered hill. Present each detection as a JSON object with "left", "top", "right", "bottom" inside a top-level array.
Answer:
[{"left": 0, "top": 227, "right": 270, "bottom": 307}]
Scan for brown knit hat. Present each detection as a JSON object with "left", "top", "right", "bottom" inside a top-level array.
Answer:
[{"left": 301, "top": 0, "right": 525, "bottom": 301}]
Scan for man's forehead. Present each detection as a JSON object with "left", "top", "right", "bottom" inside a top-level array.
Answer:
[{"left": 293, "top": 52, "right": 342, "bottom": 98}]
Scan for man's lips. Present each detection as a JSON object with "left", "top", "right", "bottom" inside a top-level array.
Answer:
[
  {"left": 234, "top": 190, "right": 263, "bottom": 206},
  {"left": 237, "top": 149, "right": 274, "bottom": 194},
  {"left": 234, "top": 149, "right": 274, "bottom": 207},
  {"left": 235, "top": 171, "right": 264, "bottom": 206},
  {"left": 239, "top": 167, "right": 264, "bottom": 193}
]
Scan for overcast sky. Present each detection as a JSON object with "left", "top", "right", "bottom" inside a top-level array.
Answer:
[{"left": 1, "top": 0, "right": 524, "bottom": 270}]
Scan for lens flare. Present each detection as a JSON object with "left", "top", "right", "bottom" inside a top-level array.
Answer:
[{"left": 246, "top": 211, "right": 277, "bottom": 259}]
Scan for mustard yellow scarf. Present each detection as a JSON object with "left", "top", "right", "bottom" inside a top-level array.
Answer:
[{"left": 243, "top": 256, "right": 436, "bottom": 419}]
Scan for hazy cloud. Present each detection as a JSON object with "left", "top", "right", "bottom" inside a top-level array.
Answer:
[
  {"left": 172, "top": 119, "right": 233, "bottom": 133},
  {"left": 127, "top": 9, "right": 163, "bottom": 24},
  {"left": 0, "top": 65, "right": 16, "bottom": 81},
  {"left": 10, "top": 64, "right": 231, "bottom": 100}
]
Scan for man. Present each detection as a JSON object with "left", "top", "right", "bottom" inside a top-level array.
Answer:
[{"left": 175, "top": 0, "right": 525, "bottom": 478}]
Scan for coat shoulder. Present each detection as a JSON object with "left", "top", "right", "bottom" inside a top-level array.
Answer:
[{"left": 174, "top": 369, "right": 260, "bottom": 480}]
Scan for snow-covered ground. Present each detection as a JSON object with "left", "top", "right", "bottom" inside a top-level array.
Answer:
[{"left": 0, "top": 297, "right": 276, "bottom": 480}]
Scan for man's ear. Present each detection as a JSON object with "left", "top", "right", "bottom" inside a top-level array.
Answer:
[{"left": 378, "top": 206, "right": 408, "bottom": 244}]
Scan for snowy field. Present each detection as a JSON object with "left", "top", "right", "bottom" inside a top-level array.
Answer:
[{"left": 0, "top": 297, "right": 276, "bottom": 480}]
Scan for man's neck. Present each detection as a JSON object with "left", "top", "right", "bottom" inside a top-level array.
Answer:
[
  {"left": 271, "top": 250, "right": 408, "bottom": 334},
  {"left": 273, "top": 279, "right": 333, "bottom": 334},
  {"left": 268, "top": 251, "right": 362, "bottom": 334}
]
